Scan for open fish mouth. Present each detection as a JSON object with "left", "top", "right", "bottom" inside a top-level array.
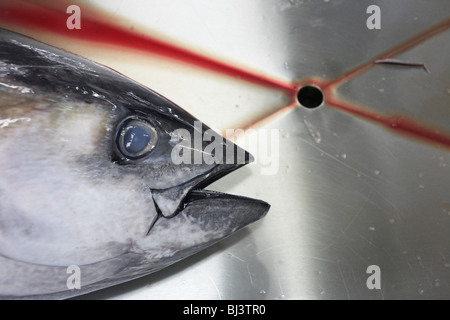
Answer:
[
  {"left": 178, "top": 157, "right": 270, "bottom": 222},
  {"left": 149, "top": 141, "right": 270, "bottom": 234}
]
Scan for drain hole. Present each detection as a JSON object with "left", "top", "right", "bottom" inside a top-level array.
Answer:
[{"left": 297, "top": 85, "right": 324, "bottom": 109}]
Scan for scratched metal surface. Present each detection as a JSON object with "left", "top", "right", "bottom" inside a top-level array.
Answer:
[{"left": 3, "top": 0, "right": 450, "bottom": 299}]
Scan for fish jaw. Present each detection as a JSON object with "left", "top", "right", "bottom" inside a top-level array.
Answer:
[{"left": 138, "top": 190, "right": 270, "bottom": 269}]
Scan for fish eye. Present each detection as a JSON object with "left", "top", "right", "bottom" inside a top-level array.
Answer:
[{"left": 116, "top": 118, "right": 158, "bottom": 160}]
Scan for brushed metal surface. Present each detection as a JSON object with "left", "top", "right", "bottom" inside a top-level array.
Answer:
[{"left": 2, "top": 0, "right": 449, "bottom": 299}]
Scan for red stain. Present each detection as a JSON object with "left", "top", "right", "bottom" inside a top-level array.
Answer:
[
  {"left": 325, "top": 97, "right": 450, "bottom": 149},
  {"left": 322, "top": 18, "right": 450, "bottom": 90},
  {"left": 0, "top": 1, "right": 297, "bottom": 95},
  {"left": 1, "top": 1, "right": 450, "bottom": 149},
  {"left": 319, "top": 18, "right": 450, "bottom": 149}
]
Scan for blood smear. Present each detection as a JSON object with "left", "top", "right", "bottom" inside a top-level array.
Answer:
[{"left": 0, "top": 1, "right": 297, "bottom": 95}]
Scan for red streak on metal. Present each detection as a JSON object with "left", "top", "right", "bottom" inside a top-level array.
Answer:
[
  {"left": 226, "top": 100, "right": 299, "bottom": 140},
  {"left": 0, "top": 1, "right": 297, "bottom": 95},
  {"left": 322, "top": 18, "right": 450, "bottom": 90},
  {"left": 318, "top": 18, "right": 450, "bottom": 149},
  {"left": 325, "top": 97, "right": 450, "bottom": 149}
]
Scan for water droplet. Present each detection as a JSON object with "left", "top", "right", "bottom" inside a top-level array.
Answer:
[
  {"left": 378, "top": 88, "right": 385, "bottom": 93},
  {"left": 389, "top": 218, "right": 396, "bottom": 224},
  {"left": 418, "top": 289, "right": 424, "bottom": 295},
  {"left": 320, "top": 289, "right": 325, "bottom": 295},
  {"left": 416, "top": 255, "right": 422, "bottom": 261},
  {"left": 419, "top": 184, "right": 425, "bottom": 189},
  {"left": 369, "top": 226, "right": 376, "bottom": 231},
  {"left": 341, "top": 153, "right": 347, "bottom": 159},
  {"left": 418, "top": 172, "right": 424, "bottom": 178},
  {"left": 445, "top": 263, "right": 450, "bottom": 268},
  {"left": 304, "top": 119, "right": 321, "bottom": 144},
  {"left": 374, "top": 170, "right": 381, "bottom": 176},
  {"left": 259, "top": 289, "right": 266, "bottom": 295}
]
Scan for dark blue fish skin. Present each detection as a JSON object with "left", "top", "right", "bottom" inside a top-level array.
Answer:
[{"left": 0, "top": 35, "right": 192, "bottom": 123}]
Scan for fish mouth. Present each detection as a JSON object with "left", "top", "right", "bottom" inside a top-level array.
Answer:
[
  {"left": 183, "top": 161, "right": 270, "bottom": 224},
  {"left": 141, "top": 158, "right": 270, "bottom": 273},
  {"left": 150, "top": 152, "right": 270, "bottom": 235}
]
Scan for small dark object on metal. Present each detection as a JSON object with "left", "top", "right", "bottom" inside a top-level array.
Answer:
[{"left": 374, "top": 58, "right": 430, "bottom": 74}]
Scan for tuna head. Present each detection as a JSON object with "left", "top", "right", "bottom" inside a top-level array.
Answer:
[{"left": 0, "top": 29, "right": 269, "bottom": 298}]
